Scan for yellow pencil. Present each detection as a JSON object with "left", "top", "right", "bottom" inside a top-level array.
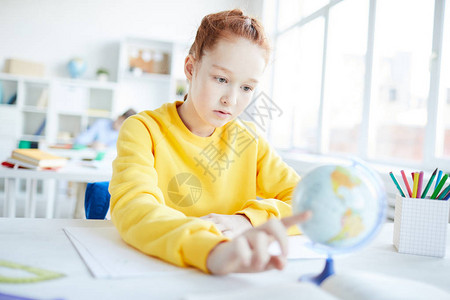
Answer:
[{"left": 412, "top": 172, "right": 419, "bottom": 198}]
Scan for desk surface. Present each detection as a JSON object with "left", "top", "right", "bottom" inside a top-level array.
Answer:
[
  {"left": 1, "top": 219, "right": 449, "bottom": 300},
  {"left": 0, "top": 160, "right": 111, "bottom": 182}
]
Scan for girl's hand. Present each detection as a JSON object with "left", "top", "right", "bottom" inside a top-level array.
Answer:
[
  {"left": 206, "top": 212, "right": 311, "bottom": 275},
  {"left": 200, "top": 213, "right": 253, "bottom": 238}
]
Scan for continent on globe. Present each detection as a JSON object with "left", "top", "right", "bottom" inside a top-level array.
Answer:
[
  {"left": 328, "top": 208, "right": 364, "bottom": 243},
  {"left": 331, "top": 166, "right": 361, "bottom": 200}
]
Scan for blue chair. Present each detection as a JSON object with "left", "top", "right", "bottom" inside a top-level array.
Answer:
[{"left": 84, "top": 181, "right": 110, "bottom": 219}]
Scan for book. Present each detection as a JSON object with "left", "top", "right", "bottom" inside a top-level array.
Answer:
[
  {"left": 33, "top": 119, "right": 46, "bottom": 136},
  {"left": 183, "top": 271, "right": 450, "bottom": 300},
  {"left": 7, "top": 93, "right": 17, "bottom": 105},
  {"left": 36, "top": 88, "right": 49, "bottom": 108},
  {"left": 11, "top": 149, "right": 67, "bottom": 168},
  {"left": 2, "top": 157, "right": 60, "bottom": 170},
  {"left": 3, "top": 158, "right": 40, "bottom": 170}
]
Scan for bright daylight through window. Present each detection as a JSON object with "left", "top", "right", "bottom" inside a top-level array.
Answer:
[{"left": 270, "top": 0, "right": 450, "bottom": 168}]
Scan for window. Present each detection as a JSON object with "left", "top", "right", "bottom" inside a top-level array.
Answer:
[
  {"left": 272, "top": 19, "right": 324, "bottom": 151},
  {"left": 325, "top": 0, "right": 368, "bottom": 154},
  {"left": 370, "top": 0, "right": 433, "bottom": 163},
  {"left": 270, "top": 0, "right": 449, "bottom": 168},
  {"left": 277, "top": 0, "right": 329, "bottom": 32},
  {"left": 439, "top": 0, "right": 450, "bottom": 159}
]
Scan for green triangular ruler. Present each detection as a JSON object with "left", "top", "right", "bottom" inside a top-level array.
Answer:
[{"left": 0, "top": 260, "right": 65, "bottom": 283}]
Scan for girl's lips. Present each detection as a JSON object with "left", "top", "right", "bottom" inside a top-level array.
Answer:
[{"left": 213, "top": 110, "right": 232, "bottom": 119}]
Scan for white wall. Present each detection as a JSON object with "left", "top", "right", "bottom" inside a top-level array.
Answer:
[{"left": 0, "top": 0, "right": 263, "bottom": 113}]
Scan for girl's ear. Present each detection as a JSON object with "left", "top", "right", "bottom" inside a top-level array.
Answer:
[{"left": 184, "top": 55, "right": 196, "bottom": 81}]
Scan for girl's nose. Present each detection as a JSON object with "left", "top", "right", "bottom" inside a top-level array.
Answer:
[
  {"left": 221, "top": 90, "right": 237, "bottom": 106},
  {"left": 220, "top": 96, "right": 229, "bottom": 105}
]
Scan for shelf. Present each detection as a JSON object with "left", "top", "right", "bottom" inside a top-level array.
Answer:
[
  {"left": 55, "top": 137, "right": 75, "bottom": 145},
  {"left": 0, "top": 103, "right": 17, "bottom": 109},
  {"left": 54, "top": 78, "right": 118, "bottom": 90},
  {"left": 20, "top": 134, "right": 45, "bottom": 142},
  {"left": 22, "top": 106, "right": 47, "bottom": 113},
  {"left": 87, "top": 109, "right": 112, "bottom": 118},
  {"left": 121, "top": 72, "right": 171, "bottom": 82},
  {"left": 0, "top": 72, "right": 50, "bottom": 84},
  {"left": 57, "top": 111, "right": 84, "bottom": 117},
  {"left": 0, "top": 73, "right": 117, "bottom": 90}
]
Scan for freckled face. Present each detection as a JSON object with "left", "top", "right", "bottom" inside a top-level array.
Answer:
[{"left": 181, "top": 37, "right": 266, "bottom": 137}]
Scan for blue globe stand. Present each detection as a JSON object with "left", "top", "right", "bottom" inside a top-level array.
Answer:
[{"left": 299, "top": 256, "right": 335, "bottom": 285}]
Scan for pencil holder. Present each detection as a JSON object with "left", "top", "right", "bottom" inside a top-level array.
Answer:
[{"left": 393, "top": 195, "right": 448, "bottom": 258}]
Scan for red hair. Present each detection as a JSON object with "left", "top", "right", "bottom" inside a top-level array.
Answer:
[
  {"left": 184, "top": 9, "right": 271, "bottom": 100},
  {"left": 189, "top": 9, "right": 271, "bottom": 63}
]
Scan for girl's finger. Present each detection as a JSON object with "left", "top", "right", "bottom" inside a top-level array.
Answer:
[
  {"left": 259, "top": 218, "right": 289, "bottom": 257},
  {"left": 280, "top": 211, "right": 312, "bottom": 228},
  {"left": 267, "top": 254, "right": 286, "bottom": 271},
  {"left": 230, "top": 236, "right": 252, "bottom": 272},
  {"left": 222, "top": 230, "right": 233, "bottom": 237},
  {"left": 246, "top": 231, "right": 271, "bottom": 271},
  {"left": 214, "top": 223, "right": 227, "bottom": 232}
]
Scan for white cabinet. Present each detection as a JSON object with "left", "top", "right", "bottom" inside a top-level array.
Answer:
[
  {"left": 117, "top": 37, "right": 188, "bottom": 111},
  {"left": 0, "top": 73, "right": 117, "bottom": 158}
]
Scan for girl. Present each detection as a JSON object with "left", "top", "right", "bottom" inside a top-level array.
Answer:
[{"left": 109, "top": 9, "right": 310, "bottom": 275}]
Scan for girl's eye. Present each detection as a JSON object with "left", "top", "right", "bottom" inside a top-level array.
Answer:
[
  {"left": 242, "top": 86, "right": 253, "bottom": 92},
  {"left": 215, "top": 77, "right": 227, "bottom": 83}
]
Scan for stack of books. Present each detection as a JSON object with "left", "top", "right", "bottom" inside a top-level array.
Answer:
[{"left": 2, "top": 149, "right": 68, "bottom": 170}]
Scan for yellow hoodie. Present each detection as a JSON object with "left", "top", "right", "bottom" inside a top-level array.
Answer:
[{"left": 109, "top": 101, "right": 300, "bottom": 273}]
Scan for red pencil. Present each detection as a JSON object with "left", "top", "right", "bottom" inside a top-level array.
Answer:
[{"left": 401, "top": 170, "right": 412, "bottom": 197}]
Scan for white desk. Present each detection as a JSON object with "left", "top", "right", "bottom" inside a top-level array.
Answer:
[
  {"left": 0, "top": 161, "right": 111, "bottom": 218},
  {"left": 0, "top": 219, "right": 449, "bottom": 300}
]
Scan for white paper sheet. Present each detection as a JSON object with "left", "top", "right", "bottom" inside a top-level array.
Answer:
[
  {"left": 63, "top": 226, "right": 186, "bottom": 278},
  {"left": 64, "top": 226, "right": 325, "bottom": 279},
  {"left": 270, "top": 235, "right": 327, "bottom": 260}
]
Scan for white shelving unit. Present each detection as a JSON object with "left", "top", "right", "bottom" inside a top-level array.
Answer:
[
  {"left": 0, "top": 37, "right": 189, "bottom": 161},
  {"left": 0, "top": 72, "right": 117, "bottom": 159}
]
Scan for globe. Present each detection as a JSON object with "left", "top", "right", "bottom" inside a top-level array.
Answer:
[
  {"left": 293, "top": 161, "right": 387, "bottom": 255},
  {"left": 68, "top": 58, "right": 87, "bottom": 78}
]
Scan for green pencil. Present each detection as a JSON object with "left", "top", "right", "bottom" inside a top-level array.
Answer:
[
  {"left": 431, "top": 173, "right": 448, "bottom": 199},
  {"left": 421, "top": 168, "right": 437, "bottom": 198},
  {"left": 389, "top": 172, "right": 406, "bottom": 197},
  {"left": 437, "top": 184, "right": 450, "bottom": 200}
]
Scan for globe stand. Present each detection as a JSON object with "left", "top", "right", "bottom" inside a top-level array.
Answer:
[{"left": 299, "top": 256, "right": 335, "bottom": 285}]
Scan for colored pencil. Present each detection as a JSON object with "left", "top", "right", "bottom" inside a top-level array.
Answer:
[
  {"left": 421, "top": 168, "right": 437, "bottom": 198},
  {"left": 437, "top": 184, "right": 450, "bottom": 200},
  {"left": 417, "top": 171, "right": 424, "bottom": 198},
  {"left": 444, "top": 190, "right": 450, "bottom": 200},
  {"left": 411, "top": 172, "right": 415, "bottom": 182},
  {"left": 412, "top": 172, "right": 419, "bottom": 198},
  {"left": 435, "top": 170, "right": 443, "bottom": 190},
  {"left": 401, "top": 170, "right": 412, "bottom": 197},
  {"left": 431, "top": 173, "right": 448, "bottom": 199},
  {"left": 389, "top": 172, "right": 406, "bottom": 197}
]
